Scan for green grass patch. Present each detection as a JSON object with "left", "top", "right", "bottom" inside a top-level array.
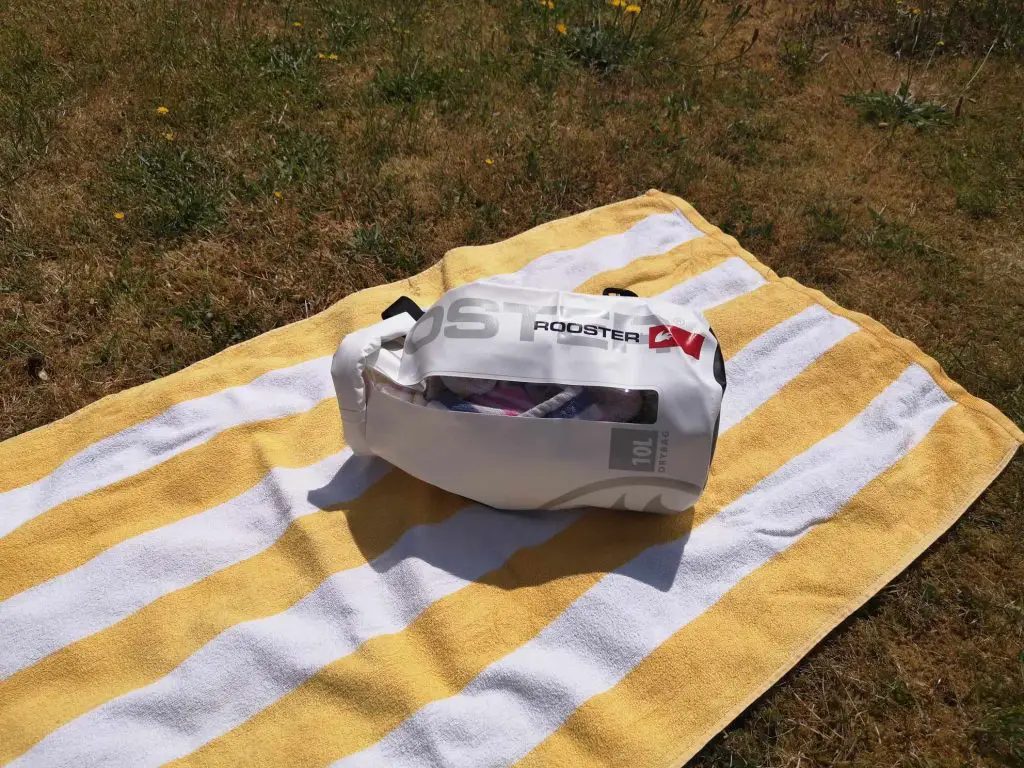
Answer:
[
  {"left": 311, "top": 1, "right": 372, "bottom": 52},
  {"left": 178, "top": 32, "right": 327, "bottom": 132},
  {"left": 846, "top": 82, "right": 951, "bottom": 128},
  {"left": 713, "top": 117, "right": 781, "bottom": 165},
  {"left": 256, "top": 124, "right": 337, "bottom": 194},
  {"left": 859, "top": 208, "right": 964, "bottom": 294},
  {"left": 778, "top": 36, "right": 816, "bottom": 82},
  {"left": 720, "top": 194, "right": 776, "bottom": 246},
  {"left": 560, "top": 16, "right": 646, "bottom": 73},
  {"left": 0, "top": 27, "right": 70, "bottom": 185},
  {"left": 805, "top": 203, "right": 849, "bottom": 243},
  {"left": 862, "top": 207, "right": 930, "bottom": 255},
  {"left": 515, "top": 0, "right": 752, "bottom": 75},
  {"left": 881, "top": 0, "right": 1024, "bottom": 58},
  {"left": 976, "top": 702, "right": 1024, "bottom": 764},
  {"left": 956, "top": 185, "right": 1000, "bottom": 218},
  {"left": 350, "top": 222, "right": 422, "bottom": 282},
  {"left": 98, "top": 253, "right": 154, "bottom": 311},
  {"left": 108, "top": 141, "right": 227, "bottom": 240},
  {"left": 716, "top": 67, "right": 773, "bottom": 111},
  {"left": 372, "top": 57, "right": 455, "bottom": 105},
  {"left": 945, "top": 131, "right": 1020, "bottom": 220}
]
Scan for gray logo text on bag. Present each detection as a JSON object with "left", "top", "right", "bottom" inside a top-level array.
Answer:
[{"left": 609, "top": 428, "right": 668, "bottom": 472}]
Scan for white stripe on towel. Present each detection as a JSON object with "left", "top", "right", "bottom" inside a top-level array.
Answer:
[
  {"left": 654, "top": 255, "right": 766, "bottom": 312},
  {"left": 488, "top": 211, "right": 704, "bottom": 289}
]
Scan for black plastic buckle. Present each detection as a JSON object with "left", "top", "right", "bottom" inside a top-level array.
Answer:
[
  {"left": 602, "top": 287, "right": 638, "bottom": 297},
  {"left": 381, "top": 296, "right": 424, "bottom": 321}
]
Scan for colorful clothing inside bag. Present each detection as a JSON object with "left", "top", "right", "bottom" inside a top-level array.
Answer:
[
  {"left": 372, "top": 373, "right": 654, "bottom": 424},
  {"left": 430, "top": 378, "right": 650, "bottom": 423},
  {"left": 469, "top": 382, "right": 544, "bottom": 416}
]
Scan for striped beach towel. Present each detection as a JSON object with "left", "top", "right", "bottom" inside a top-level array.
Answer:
[{"left": 1, "top": 191, "right": 1020, "bottom": 767}]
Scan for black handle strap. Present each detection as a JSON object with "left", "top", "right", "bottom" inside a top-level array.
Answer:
[{"left": 381, "top": 296, "right": 424, "bottom": 321}]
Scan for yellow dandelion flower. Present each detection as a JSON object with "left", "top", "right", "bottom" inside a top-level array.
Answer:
[
  {"left": 317, "top": 52, "right": 326, "bottom": 59},
  {"left": 556, "top": 22, "right": 567, "bottom": 35},
  {"left": 485, "top": 158, "right": 494, "bottom": 165},
  {"left": 155, "top": 105, "right": 169, "bottom": 115},
  {"left": 625, "top": 4, "right": 641, "bottom": 13},
  {"left": 328, "top": 52, "right": 339, "bottom": 60},
  {"left": 611, "top": 0, "right": 624, "bottom": 6},
  {"left": 163, "top": 131, "right": 175, "bottom": 141},
  {"left": 273, "top": 191, "right": 283, "bottom": 199},
  {"left": 113, "top": 211, "right": 125, "bottom": 220},
  {"left": 292, "top": 20, "right": 303, "bottom": 27}
]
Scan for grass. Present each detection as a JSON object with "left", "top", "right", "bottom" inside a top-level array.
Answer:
[
  {"left": 779, "top": 35, "right": 817, "bottom": 82},
  {"left": 1, "top": 0, "right": 1022, "bottom": 764},
  {"left": 806, "top": 202, "right": 849, "bottom": 243},
  {"left": 109, "top": 140, "right": 227, "bottom": 240},
  {"left": 0, "top": 26, "right": 69, "bottom": 187},
  {"left": 881, "top": 0, "right": 1024, "bottom": 58},
  {"left": 846, "top": 81, "right": 952, "bottom": 128}
]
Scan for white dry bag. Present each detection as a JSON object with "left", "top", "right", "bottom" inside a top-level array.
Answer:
[{"left": 331, "top": 281, "right": 725, "bottom": 514}]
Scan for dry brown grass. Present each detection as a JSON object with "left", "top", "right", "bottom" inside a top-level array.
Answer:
[{"left": 2, "top": 0, "right": 1022, "bottom": 763}]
